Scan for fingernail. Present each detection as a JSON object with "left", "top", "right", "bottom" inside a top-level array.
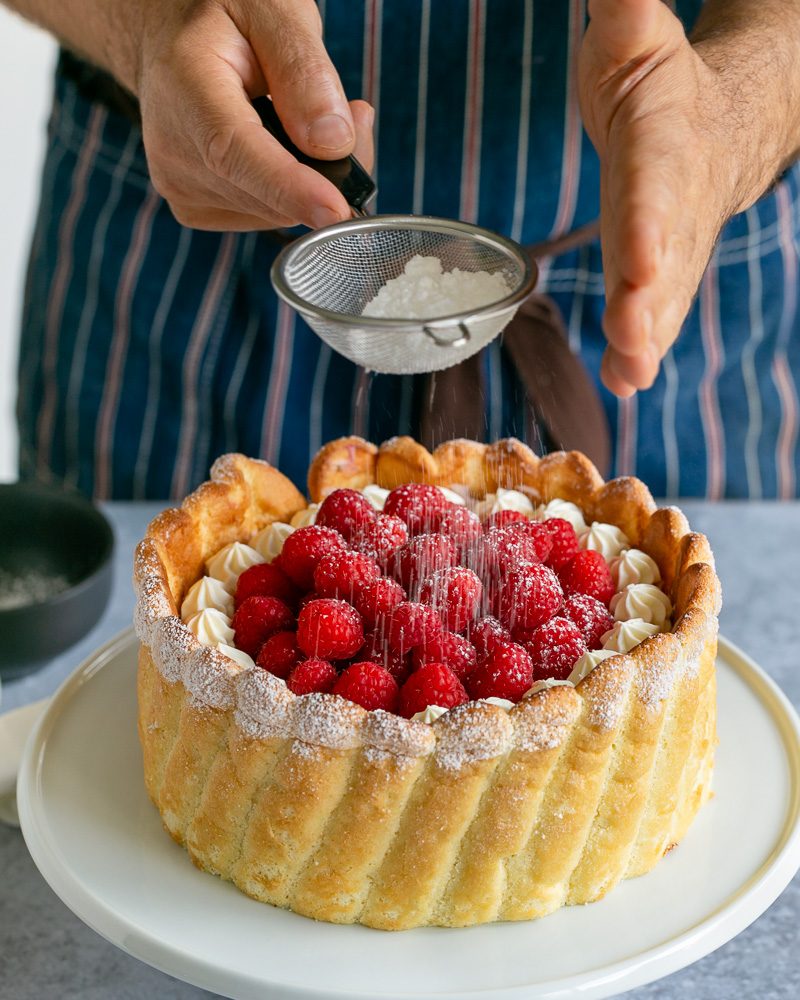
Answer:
[
  {"left": 647, "top": 340, "right": 661, "bottom": 366},
  {"left": 642, "top": 309, "right": 653, "bottom": 341},
  {"left": 307, "top": 113, "right": 353, "bottom": 151},
  {"left": 310, "top": 205, "right": 343, "bottom": 230}
]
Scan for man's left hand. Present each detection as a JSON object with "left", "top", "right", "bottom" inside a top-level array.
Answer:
[{"left": 579, "top": 0, "right": 785, "bottom": 396}]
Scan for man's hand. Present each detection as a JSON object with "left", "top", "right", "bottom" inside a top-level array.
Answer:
[
  {"left": 137, "top": 0, "right": 374, "bottom": 231},
  {"left": 5, "top": 0, "right": 374, "bottom": 230},
  {"left": 579, "top": 0, "right": 800, "bottom": 396}
]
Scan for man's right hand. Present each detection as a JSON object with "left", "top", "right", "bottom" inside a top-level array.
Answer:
[{"left": 131, "top": 0, "right": 373, "bottom": 231}]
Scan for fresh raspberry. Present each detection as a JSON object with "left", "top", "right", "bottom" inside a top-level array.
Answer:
[
  {"left": 232, "top": 596, "right": 295, "bottom": 658},
  {"left": 503, "top": 520, "right": 554, "bottom": 562},
  {"left": 466, "top": 640, "right": 533, "bottom": 702},
  {"left": 359, "top": 630, "right": 412, "bottom": 683},
  {"left": 296, "top": 598, "right": 364, "bottom": 660},
  {"left": 352, "top": 514, "right": 409, "bottom": 566},
  {"left": 389, "top": 533, "right": 458, "bottom": 595},
  {"left": 234, "top": 561, "right": 300, "bottom": 610},
  {"left": 399, "top": 662, "right": 468, "bottom": 718},
  {"left": 419, "top": 566, "right": 483, "bottom": 633},
  {"left": 558, "top": 550, "right": 615, "bottom": 605},
  {"left": 287, "top": 657, "right": 338, "bottom": 695},
  {"left": 483, "top": 526, "right": 543, "bottom": 575},
  {"left": 412, "top": 631, "right": 477, "bottom": 679},
  {"left": 352, "top": 576, "right": 407, "bottom": 630},
  {"left": 313, "top": 549, "right": 381, "bottom": 601},
  {"left": 469, "top": 616, "right": 512, "bottom": 657},
  {"left": 386, "top": 600, "right": 443, "bottom": 655},
  {"left": 524, "top": 616, "right": 587, "bottom": 681},
  {"left": 437, "top": 506, "right": 484, "bottom": 559},
  {"left": 562, "top": 593, "right": 615, "bottom": 649},
  {"left": 499, "top": 563, "right": 563, "bottom": 631},
  {"left": 383, "top": 483, "right": 451, "bottom": 535},
  {"left": 333, "top": 661, "right": 400, "bottom": 712},
  {"left": 280, "top": 525, "right": 347, "bottom": 590},
  {"left": 484, "top": 509, "right": 527, "bottom": 531},
  {"left": 542, "top": 517, "right": 580, "bottom": 570},
  {"left": 315, "top": 488, "right": 376, "bottom": 543},
  {"left": 255, "top": 629, "right": 301, "bottom": 679}
]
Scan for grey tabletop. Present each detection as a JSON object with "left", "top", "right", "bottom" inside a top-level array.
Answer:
[{"left": 1, "top": 501, "right": 799, "bottom": 999}]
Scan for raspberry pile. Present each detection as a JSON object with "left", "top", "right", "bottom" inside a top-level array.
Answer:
[{"left": 226, "top": 488, "right": 620, "bottom": 719}]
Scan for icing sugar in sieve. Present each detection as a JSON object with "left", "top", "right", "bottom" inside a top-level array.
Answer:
[{"left": 271, "top": 215, "right": 538, "bottom": 375}]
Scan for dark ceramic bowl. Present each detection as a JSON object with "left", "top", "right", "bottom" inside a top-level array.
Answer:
[{"left": 0, "top": 482, "right": 114, "bottom": 680}]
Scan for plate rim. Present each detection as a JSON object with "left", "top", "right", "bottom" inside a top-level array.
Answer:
[{"left": 17, "top": 628, "right": 800, "bottom": 1000}]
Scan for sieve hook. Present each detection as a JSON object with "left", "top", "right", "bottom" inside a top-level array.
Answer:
[{"left": 423, "top": 323, "right": 471, "bottom": 349}]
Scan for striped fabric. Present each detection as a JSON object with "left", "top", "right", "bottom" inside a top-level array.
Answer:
[{"left": 17, "top": 0, "right": 800, "bottom": 499}]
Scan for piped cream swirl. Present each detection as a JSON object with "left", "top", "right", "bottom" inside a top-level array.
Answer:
[
  {"left": 579, "top": 521, "right": 629, "bottom": 560},
  {"left": 181, "top": 576, "right": 233, "bottom": 619},
  {"left": 611, "top": 583, "right": 672, "bottom": 628},
  {"left": 185, "top": 608, "right": 235, "bottom": 647},
  {"left": 609, "top": 548, "right": 661, "bottom": 590},
  {"left": 253, "top": 521, "right": 294, "bottom": 562},
  {"left": 601, "top": 618, "right": 660, "bottom": 653},
  {"left": 206, "top": 541, "right": 263, "bottom": 588},
  {"left": 534, "top": 499, "right": 587, "bottom": 533}
]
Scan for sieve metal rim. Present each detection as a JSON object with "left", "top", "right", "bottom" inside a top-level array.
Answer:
[{"left": 270, "top": 215, "right": 538, "bottom": 331}]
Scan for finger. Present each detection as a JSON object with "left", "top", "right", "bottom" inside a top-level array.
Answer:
[
  {"left": 603, "top": 274, "right": 654, "bottom": 358},
  {"left": 246, "top": 0, "right": 356, "bottom": 160},
  {"left": 587, "top": 0, "right": 683, "bottom": 68},
  {"left": 350, "top": 100, "right": 376, "bottom": 174},
  {"left": 188, "top": 56, "right": 353, "bottom": 229},
  {"left": 170, "top": 203, "right": 294, "bottom": 232},
  {"left": 600, "top": 348, "right": 638, "bottom": 397},
  {"left": 604, "top": 341, "right": 660, "bottom": 392},
  {"left": 606, "top": 116, "right": 683, "bottom": 289}
]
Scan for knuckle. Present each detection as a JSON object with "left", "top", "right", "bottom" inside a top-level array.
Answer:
[
  {"left": 199, "top": 122, "right": 241, "bottom": 179},
  {"left": 278, "top": 42, "right": 336, "bottom": 97}
]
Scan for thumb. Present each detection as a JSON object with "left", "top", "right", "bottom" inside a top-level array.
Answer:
[
  {"left": 247, "top": 0, "right": 355, "bottom": 160},
  {"left": 587, "top": 0, "right": 684, "bottom": 66}
]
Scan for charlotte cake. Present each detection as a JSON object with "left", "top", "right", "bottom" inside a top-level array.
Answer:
[{"left": 134, "top": 436, "right": 720, "bottom": 929}]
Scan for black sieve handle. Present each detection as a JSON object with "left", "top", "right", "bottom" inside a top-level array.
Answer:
[{"left": 253, "top": 96, "right": 377, "bottom": 216}]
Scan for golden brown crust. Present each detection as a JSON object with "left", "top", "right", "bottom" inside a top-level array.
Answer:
[
  {"left": 307, "top": 437, "right": 378, "bottom": 501},
  {"left": 135, "top": 439, "right": 719, "bottom": 929}
]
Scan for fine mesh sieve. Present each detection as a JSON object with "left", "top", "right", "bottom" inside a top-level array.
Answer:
[{"left": 270, "top": 216, "right": 538, "bottom": 374}]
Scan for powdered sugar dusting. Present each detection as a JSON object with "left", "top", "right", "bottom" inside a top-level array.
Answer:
[
  {"left": 632, "top": 634, "right": 680, "bottom": 710},
  {"left": 150, "top": 616, "right": 198, "bottom": 683},
  {"left": 133, "top": 543, "right": 173, "bottom": 642},
  {"left": 512, "top": 689, "right": 582, "bottom": 752},
  {"left": 582, "top": 658, "right": 634, "bottom": 730},
  {"left": 235, "top": 668, "right": 295, "bottom": 740},
  {"left": 183, "top": 646, "right": 244, "bottom": 710},
  {"left": 293, "top": 693, "right": 365, "bottom": 749},
  {"left": 365, "top": 709, "right": 434, "bottom": 758},
  {"left": 363, "top": 747, "right": 418, "bottom": 771},
  {"left": 433, "top": 702, "right": 512, "bottom": 770}
]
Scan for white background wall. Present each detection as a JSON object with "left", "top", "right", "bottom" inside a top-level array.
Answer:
[{"left": 0, "top": 10, "right": 56, "bottom": 481}]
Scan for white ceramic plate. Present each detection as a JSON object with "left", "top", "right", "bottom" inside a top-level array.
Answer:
[{"left": 18, "top": 630, "right": 800, "bottom": 1000}]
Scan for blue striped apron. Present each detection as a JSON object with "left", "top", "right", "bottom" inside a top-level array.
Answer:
[{"left": 16, "top": 0, "right": 800, "bottom": 499}]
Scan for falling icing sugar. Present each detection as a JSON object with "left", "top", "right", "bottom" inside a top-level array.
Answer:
[{"left": 361, "top": 255, "right": 511, "bottom": 319}]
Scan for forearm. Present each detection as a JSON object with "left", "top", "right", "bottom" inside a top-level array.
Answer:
[
  {"left": 690, "top": 0, "right": 800, "bottom": 212},
  {"left": 2, "top": 0, "right": 148, "bottom": 92}
]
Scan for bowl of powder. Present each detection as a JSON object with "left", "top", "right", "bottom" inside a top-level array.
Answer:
[{"left": 0, "top": 483, "right": 114, "bottom": 679}]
